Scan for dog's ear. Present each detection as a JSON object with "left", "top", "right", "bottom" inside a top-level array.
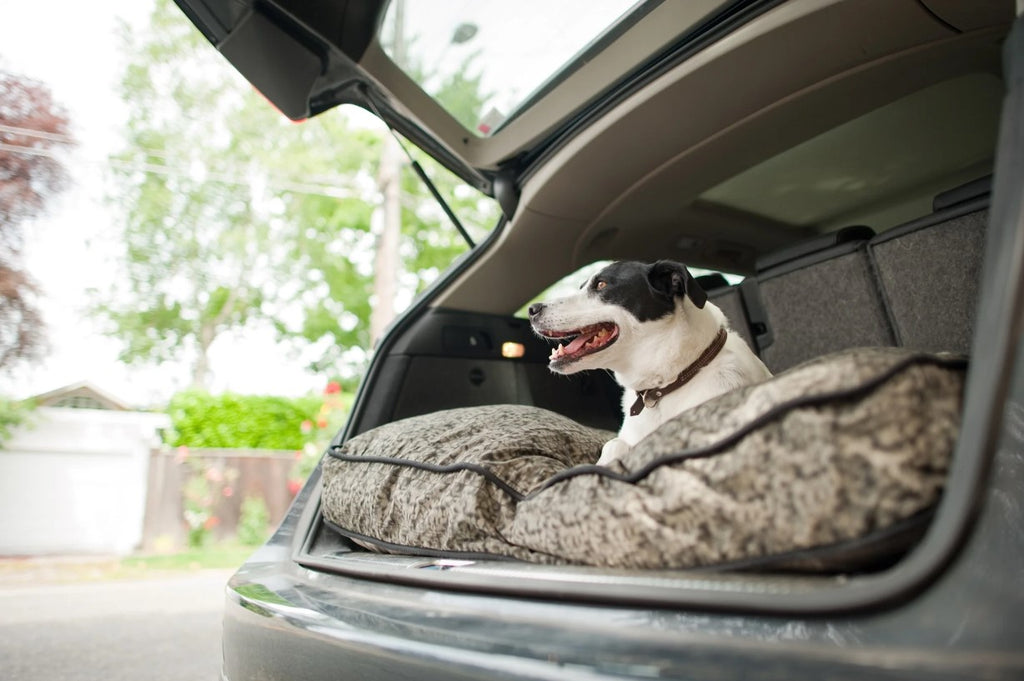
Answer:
[{"left": 647, "top": 260, "right": 708, "bottom": 309}]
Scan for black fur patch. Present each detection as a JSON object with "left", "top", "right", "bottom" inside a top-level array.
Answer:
[
  {"left": 588, "top": 261, "right": 672, "bottom": 322},
  {"left": 588, "top": 260, "right": 707, "bottom": 322}
]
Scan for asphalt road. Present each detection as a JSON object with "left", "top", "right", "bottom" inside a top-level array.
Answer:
[{"left": 0, "top": 570, "right": 233, "bottom": 681}]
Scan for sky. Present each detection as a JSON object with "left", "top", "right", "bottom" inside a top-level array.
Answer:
[{"left": 0, "top": 0, "right": 328, "bottom": 406}]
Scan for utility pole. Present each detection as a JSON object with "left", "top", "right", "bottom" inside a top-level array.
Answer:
[{"left": 369, "top": 0, "right": 404, "bottom": 347}]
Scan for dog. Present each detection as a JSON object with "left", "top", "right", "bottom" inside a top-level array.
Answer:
[{"left": 528, "top": 260, "right": 771, "bottom": 465}]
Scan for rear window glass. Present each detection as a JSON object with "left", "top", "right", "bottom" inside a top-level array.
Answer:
[{"left": 380, "top": 1, "right": 637, "bottom": 136}]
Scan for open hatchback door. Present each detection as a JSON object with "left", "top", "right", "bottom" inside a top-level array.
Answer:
[{"left": 174, "top": 0, "right": 744, "bottom": 217}]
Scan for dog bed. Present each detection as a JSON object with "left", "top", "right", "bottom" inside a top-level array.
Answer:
[{"left": 321, "top": 347, "right": 966, "bottom": 570}]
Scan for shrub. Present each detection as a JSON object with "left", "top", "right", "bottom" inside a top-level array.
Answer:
[
  {"left": 0, "top": 396, "right": 35, "bottom": 448},
  {"left": 237, "top": 496, "right": 270, "bottom": 546},
  {"left": 181, "top": 458, "right": 237, "bottom": 548},
  {"left": 167, "top": 391, "right": 322, "bottom": 449},
  {"left": 287, "top": 381, "right": 353, "bottom": 493}
]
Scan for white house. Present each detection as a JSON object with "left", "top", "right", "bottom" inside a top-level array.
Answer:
[{"left": 0, "top": 382, "right": 169, "bottom": 556}]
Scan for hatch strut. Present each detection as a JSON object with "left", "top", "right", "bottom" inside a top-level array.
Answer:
[{"left": 364, "top": 93, "right": 476, "bottom": 249}]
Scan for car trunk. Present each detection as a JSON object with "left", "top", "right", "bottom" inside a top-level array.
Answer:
[{"left": 292, "top": 171, "right": 999, "bottom": 611}]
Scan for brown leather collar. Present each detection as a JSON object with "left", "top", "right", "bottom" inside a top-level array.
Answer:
[{"left": 629, "top": 327, "right": 728, "bottom": 417}]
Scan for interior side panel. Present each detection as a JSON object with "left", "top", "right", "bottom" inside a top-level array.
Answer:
[
  {"left": 392, "top": 358, "right": 522, "bottom": 420},
  {"left": 355, "top": 309, "right": 623, "bottom": 435},
  {"left": 870, "top": 208, "right": 988, "bottom": 353}
]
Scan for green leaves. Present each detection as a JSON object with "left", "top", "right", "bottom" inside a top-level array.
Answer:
[
  {"left": 0, "top": 396, "right": 35, "bottom": 448},
  {"left": 96, "top": 0, "right": 501, "bottom": 389},
  {"left": 167, "top": 391, "right": 322, "bottom": 449}
]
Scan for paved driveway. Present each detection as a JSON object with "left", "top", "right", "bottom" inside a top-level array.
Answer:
[{"left": 0, "top": 569, "right": 232, "bottom": 681}]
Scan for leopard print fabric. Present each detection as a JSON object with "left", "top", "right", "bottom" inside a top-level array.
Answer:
[{"left": 321, "top": 348, "right": 965, "bottom": 568}]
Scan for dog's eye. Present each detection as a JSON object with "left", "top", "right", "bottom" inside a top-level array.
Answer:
[{"left": 595, "top": 280, "right": 607, "bottom": 291}]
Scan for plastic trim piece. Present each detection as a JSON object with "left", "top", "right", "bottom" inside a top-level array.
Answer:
[
  {"left": 738, "top": 279, "right": 773, "bottom": 353},
  {"left": 755, "top": 225, "right": 875, "bottom": 273}
]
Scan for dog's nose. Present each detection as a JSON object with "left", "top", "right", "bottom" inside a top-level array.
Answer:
[{"left": 528, "top": 303, "right": 545, "bottom": 318}]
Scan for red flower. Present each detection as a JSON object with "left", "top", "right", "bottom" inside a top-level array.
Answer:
[
  {"left": 222, "top": 486, "right": 234, "bottom": 498},
  {"left": 324, "top": 381, "right": 342, "bottom": 394},
  {"left": 203, "top": 516, "right": 220, "bottom": 530},
  {"left": 287, "top": 479, "right": 302, "bottom": 496},
  {"left": 300, "top": 419, "right": 313, "bottom": 433},
  {"left": 317, "top": 418, "right": 328, "bottom": 429}
]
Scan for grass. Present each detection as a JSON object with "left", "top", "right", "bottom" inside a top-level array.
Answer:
[
  {"left": 120, "top": 542, "right": 257, "bottom": 573},
  {"left": 0, "top": 541, "right": 258, "bottom": 586}
]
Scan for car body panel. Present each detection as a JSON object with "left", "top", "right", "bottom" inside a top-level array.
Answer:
[{"left": 162, "top": 0, "right": 1024, "bottom": 678}]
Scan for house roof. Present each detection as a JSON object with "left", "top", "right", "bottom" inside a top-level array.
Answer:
[{"left": 31, "top": 382, "right": 133, "bottom": 411}]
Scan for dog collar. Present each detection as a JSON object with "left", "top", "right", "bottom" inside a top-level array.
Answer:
[{"left": 629, "top": 327, "right": 728, "bottom": 417}]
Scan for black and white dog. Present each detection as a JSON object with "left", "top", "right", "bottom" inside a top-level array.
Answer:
[{"left": 529, "top": 260, "right": 771, "bottom": 465}]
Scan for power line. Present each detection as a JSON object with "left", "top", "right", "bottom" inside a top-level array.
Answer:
[
  {"left": 0, "top": 141, "right": 59, "bottom": 158},
  {"left": 1, "top": 124, "right": 480, "bottom": 206},
  {"left": 0, "top": 123, "right": 74, "bottom": 145},
  {"left": 0, "top": 141, "right": 365, "bottom": 200}
]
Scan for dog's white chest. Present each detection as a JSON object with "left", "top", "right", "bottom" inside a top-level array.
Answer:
[
  {"left": 598, "top": 398, "right": 685, "bottom": 465},
  {"left": 617, "top": 389, "right": 695, "bottom": 446}
]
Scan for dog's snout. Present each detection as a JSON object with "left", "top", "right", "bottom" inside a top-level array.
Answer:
[{"left": 528, "top": 303, "right": 545, "bottom": 318}]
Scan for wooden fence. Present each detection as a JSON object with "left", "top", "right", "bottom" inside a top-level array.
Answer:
[{"left": 142, "top": 447, "right": 301, "bottom": 551}]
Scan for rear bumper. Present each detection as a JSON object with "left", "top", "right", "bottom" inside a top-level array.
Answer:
[{"left": 220, "top": 543, "right": 1024, "bottom": 681}]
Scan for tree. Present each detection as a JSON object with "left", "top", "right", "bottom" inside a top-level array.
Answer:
[
  {"left": 242, "top": 24, "right": 501, "bottom": 378},
  {"left": 97, "top": 0, "right": 499, "bottom": 388},
  {"left": 97, "top": 2, "right": 269, "bottom": 388},
  {"left": 0, "top": 68, "right": 73, "bottom": 374},
  {"left": 267, "top": 115, "right": 382, "bottom": 376},
  {"left": 97, "top": 0, "right": 380, "bottom": 388}
]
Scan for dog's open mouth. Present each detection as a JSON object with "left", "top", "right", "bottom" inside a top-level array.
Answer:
[{"left": 540, "top": 322, "right": 619, "bottom": 366}]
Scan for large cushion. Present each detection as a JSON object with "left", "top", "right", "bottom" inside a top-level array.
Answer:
[{"left": 321, "top": 348, "right": 965, "bottom": 569}]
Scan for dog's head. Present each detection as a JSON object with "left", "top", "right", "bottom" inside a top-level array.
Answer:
[{"left": 528, "top": 260, "right": 708, "bottom": 374}]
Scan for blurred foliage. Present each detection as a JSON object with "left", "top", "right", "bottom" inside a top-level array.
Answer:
[
  {"left": 288, "top": 381, "right": 352, "bottom": 488},
  {"left": 97, "top": 0, "right": 286, "bottom": 388},
  {"left": 0, "top": 69, "right": 74, "bottom": 375},
  {"left": 95, "top": 0, "right": 502, "bottom": 389},
  {"left": 119, "top": 542, "right": 255, "bottom": 573},
  {"left": 237, "top": 495, "right": 271, "bottom": 546},
  {"left": 0, "top": 396, "right": 35, "bottom": 448},
  {"left": 167, "top": 391, "right": 323, "bottom": 449},
  {"left": 181, "top": 457, "right": 237, "bottom": 548}
]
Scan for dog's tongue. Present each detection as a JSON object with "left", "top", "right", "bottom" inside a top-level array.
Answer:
[{"left": 564, "top": 330, "right": 596, "bottom": 356}]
